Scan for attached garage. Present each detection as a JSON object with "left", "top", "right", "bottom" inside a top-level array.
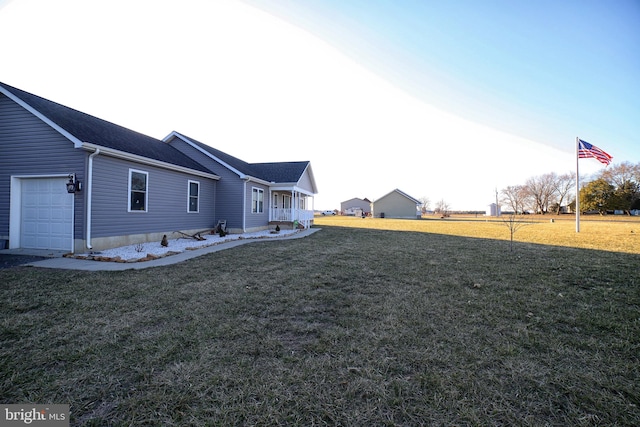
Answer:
[{"left": 15, "top": 177, "right": 73, "bottom": 251}]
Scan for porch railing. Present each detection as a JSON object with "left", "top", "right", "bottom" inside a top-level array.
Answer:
[{"left": 270, "top": 208, "right": 314, "bottom": 228}]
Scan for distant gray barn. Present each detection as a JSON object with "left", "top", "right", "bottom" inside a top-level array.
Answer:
[
  {"left": 371, "top": 189, "right": 420, "bottom": 219},
  {"left": 341, "top": 197, "right": 371, "bottom": 215}
]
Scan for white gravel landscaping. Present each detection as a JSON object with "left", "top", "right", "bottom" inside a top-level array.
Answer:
[{"left": 74, "top": 229, "right": 300, "bottom": 262}]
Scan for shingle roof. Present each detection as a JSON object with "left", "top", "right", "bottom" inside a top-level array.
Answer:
[
  {"left": 0, "top": 82, "right": 214, "bottom": 175},
  {"left": 173, "top": 132, "right": 310, "bottom": 184},
  {"left": 250, "top": 162, "right": 310, "bottom": 183}
]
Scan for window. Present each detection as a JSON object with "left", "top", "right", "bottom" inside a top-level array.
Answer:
[
  {"left": 252, "top": 187, "right": 264, "bottom": 213},
  {"left": 188, "top": 180, "right": 200, "bottom": 213},
  {"left": 129, "top": 169, "right": 148, "bottom": 212},
  {"left": 283, "top": 194, "right": 291, "bottom": 209}
]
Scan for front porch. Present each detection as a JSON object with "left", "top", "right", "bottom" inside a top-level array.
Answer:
[
  {"left": 269, "top": 187, "right": 314, "bottom": 229},
  {"left": 269, "top": 208, "right": 314, "bottom": 229}
]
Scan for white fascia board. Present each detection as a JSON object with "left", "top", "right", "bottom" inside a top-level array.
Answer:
[
  {"left": 162, "top": 130, "right": 181, "bottom": 141},
  {"left": 78, "top": 142, "right": 220, "bottom": 180},
  {"left": 245, "top": 176, "right": 272, "bottom": 186},
  {"left": 270, "top": 184, "right": 315, "bottom": 197},
  {"left": 395, "top": 189, "right": 421, "bottom": 204},
  {"left": 294, "top": 186, "right": 316, "bottom": 197},
  {"left": 301, "top": 163, "right": 319, "bottom": 194},
  {"left": 0, "top": 85, "right": 84, "bottom": 147},
  {"left": 270, "top": 183, "right": 298, "bottom": 191}
]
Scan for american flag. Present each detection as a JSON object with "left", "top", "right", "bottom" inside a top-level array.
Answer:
[{"left": 578, "top": 139, "right": 613, "bottom": 165}]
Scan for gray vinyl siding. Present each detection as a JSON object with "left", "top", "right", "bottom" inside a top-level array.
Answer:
[
  {"left": 341, "top": 198, "right": 371, "bottom": 213},
  {"left": 168, "top": 138, "right": 245, "bottom": 230},
  {"left": 89, "top": 155, "right": 216, "bottom": 238},
  {"left": 297, "top": 167, "right": 315, "bottom": 194},
  {"left": 214, "top": 177, "right": 245, "bottom": 231},
  {"left": 245, "top": 182, "right": 269, "bottom": 229},
  {"left": 0, "top": 93, "right": 86, "bottom": 240},
  {"left": 372, "top": 191, "right": 419, "bottom": 219}
]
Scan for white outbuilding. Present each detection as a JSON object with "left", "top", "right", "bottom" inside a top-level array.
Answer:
[{"left": 486, "top": 203, "right": 501, "bottom": 217}]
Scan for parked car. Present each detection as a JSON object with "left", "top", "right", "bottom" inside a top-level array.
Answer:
[{"left": 321, "top": 210, "right": 336, "bottom": 216}]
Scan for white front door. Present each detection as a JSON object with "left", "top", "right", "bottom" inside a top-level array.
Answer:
[{"left": 20, "top": 178, "right": 73, "bottom": 250}]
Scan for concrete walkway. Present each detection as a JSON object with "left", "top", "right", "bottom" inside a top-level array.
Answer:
[{"left": 6, "top": 228, "right": 320, "bottom": 271}]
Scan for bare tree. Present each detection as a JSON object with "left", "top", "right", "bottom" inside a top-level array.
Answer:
[
  {"left": 551, "top": 172, "right": 575, "bottom": 214},
  {"left": 525, "top": 173, "right": 557, "bottom": 214},
  {"left": 434, "top": 199, "right": 450, "bottom": 217},
  {"left": 501, "top": 185, "right": 529, "bottom": 214},
  {"left": 501, "top": 214, "right": 531, "bottom": 251},
  {"left": 599, "top": 161, "right": 639, "bottom": 189},
  {"left": 419, "top": 197, "right": 431, "bottom": 215}
]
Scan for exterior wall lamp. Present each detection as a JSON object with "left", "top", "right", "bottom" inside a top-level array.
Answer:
[{"left": 66, "top": 173, "right": 81, "bottom": 193}]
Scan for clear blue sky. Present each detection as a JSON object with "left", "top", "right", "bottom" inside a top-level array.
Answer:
[
  {"left": 1, "top": 0, "right": 638, "bottom": 210},
  {"left": 247, "top": 0, "right": 640, "bottom": 160}
]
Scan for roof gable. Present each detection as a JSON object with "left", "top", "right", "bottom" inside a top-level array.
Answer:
[
  {"left": 343, "top": 197, "right": 371, "bottom": 204},
  {"left": 166, "top": 132, "right": 255, "bottom": 178},
  {"left": 0, "top": 82, "right": 214, "bottom": 175},
  {"left": 167, "top": 132, "right": 314, "bottom": 188},
  {"left": 376, "top": 189, "right": 420, "bottom": 204}
]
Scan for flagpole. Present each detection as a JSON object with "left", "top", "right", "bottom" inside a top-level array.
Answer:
[{"left": 576, "top": 137, "right": 580, "bottom": 233}]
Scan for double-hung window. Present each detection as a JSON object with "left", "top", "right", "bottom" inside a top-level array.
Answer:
[
  {"left": 252, "top": 188, "right": 264, "bottom": 213},
  {"left": 129, "top": 169, "right": 148, "bottom": 212},
  {"left": 188, "top": 180, "right": 200, "bottom": 213}
]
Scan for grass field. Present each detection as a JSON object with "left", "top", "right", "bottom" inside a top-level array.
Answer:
[
  {"left": 1, "top": 218, "right": 639, "bottom": 425},
  {"left": 316, "top": 214, "right": 640, "bottom": 254}
]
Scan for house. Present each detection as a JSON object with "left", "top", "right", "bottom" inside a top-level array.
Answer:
[
  {"left": 0, "top": 82, "right": 317, "bottom": 253},
  {"left": 370, "top": 189, "right": 420, "bottom": 219},
  {"left": 340, "top": 197, "right": 371, "bottom": 216},
  {"left": 164, "top": 131, "right": 316, "bottom": 234}
]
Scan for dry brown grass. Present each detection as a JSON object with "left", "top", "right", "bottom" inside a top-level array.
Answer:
[
  {"left": 315, "top": 214, "right": 640, "bottom": 254},
  {"left": 1, "top": 223, "right": 639, "bottom": 425}
]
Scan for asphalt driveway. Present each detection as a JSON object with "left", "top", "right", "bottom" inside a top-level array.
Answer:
[{"left": 0, "top": 254, "right": 47, "bottom": 269}]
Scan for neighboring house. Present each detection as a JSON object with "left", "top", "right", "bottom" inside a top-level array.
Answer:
[
  {"left": 0, "top": 82, "right": 316, "bottom": 253},
  {"left": 340, "top": 197, "right": 371, "bottom": 216},
  {"left": 371, "top": 189, "right": 420, "bottom": 219}
]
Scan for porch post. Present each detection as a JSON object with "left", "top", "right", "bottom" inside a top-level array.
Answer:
[{"left": 292, "top": 190, "right": 297, "bottom": 222}]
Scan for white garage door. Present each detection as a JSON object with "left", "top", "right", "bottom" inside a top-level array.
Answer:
[{"left": 21, "top": 178, "right": 73, "bottom": 250}]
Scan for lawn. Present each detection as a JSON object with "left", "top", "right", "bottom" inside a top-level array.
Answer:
[
  {"left": 1, "top": 222, "right": 639, "bottom": 425},
  {"left": 316, "top": 214, "right": 640, "bottom": 254}
]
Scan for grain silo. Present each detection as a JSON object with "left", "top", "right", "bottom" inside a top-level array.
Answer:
[{"left": 486, "top": 203, "right": 501, "bottom": 217}]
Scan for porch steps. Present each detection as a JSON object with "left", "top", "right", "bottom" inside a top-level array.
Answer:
[{"left": 268, "top": 221, "right": 306, "bottom": 230}]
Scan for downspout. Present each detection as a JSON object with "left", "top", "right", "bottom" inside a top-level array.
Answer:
[
  {"left": 86, "top": 148, "right": 100, "bottom": 249},
  {"left": 242, "top": 178, "right": 247, "bottom": 232}
]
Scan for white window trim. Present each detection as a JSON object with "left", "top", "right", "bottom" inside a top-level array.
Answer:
[
  {"left": 188, "top": 180, "right": 200, "bottom": 213},
  {"left": 252, "top": 187, "right": 264, "bottom": 214},
  {"left": 128, "top": 169, "right": 148, "bottom": 213}
]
